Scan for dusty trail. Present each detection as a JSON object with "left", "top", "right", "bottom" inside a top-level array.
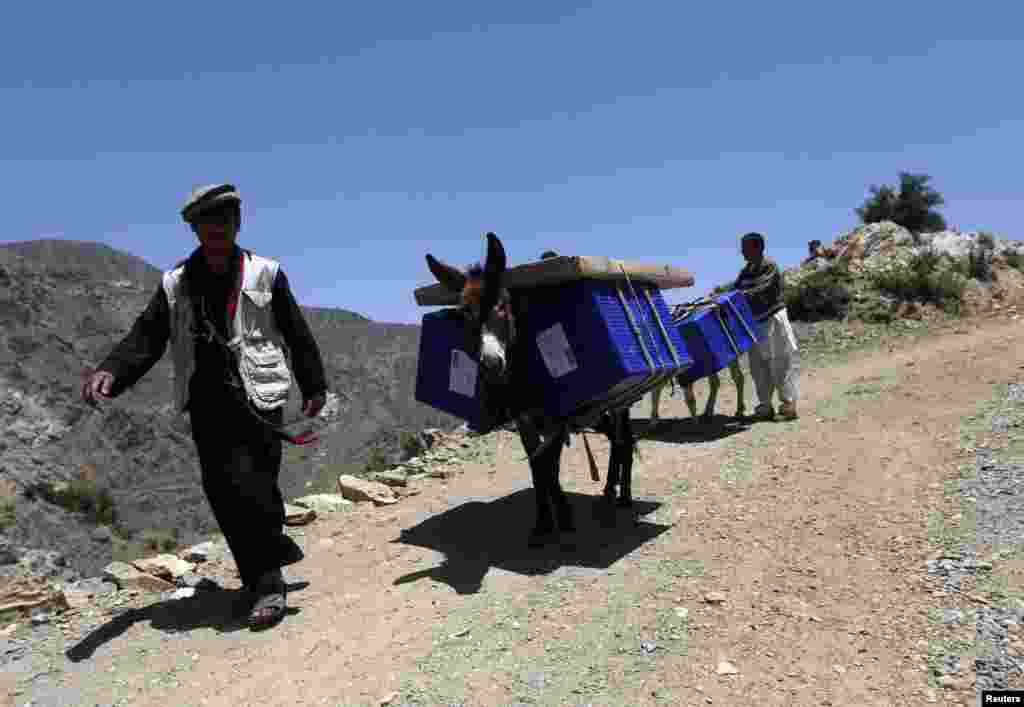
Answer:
[{"left": 8, "top": 316, "right": 1024, "bottom": 707}]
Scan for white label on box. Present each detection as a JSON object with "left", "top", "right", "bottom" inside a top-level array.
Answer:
[
  {"left": 449, "top": 349, "right": 478, "bottom": 398},
  {"left": 536, "top": 323, "right": 578, "bottom": 378}
]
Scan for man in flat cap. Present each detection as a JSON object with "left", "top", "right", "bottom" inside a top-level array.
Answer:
[{"left": 81, "top": 184, "right": 327, "bottom": 629}]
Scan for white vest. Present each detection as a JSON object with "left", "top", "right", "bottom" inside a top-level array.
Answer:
[{"left": 162, "top": 252, "right": 293, "bottom": 415}]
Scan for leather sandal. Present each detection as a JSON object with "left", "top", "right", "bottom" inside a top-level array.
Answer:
[{"left": 248, "top": 571, "right": 287, "bottom": 630}]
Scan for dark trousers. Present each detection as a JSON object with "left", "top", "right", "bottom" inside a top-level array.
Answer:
[{"left": 188, "top": 387, "right": 301, "bottom": 589}]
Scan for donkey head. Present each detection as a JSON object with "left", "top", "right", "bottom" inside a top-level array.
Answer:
[{"left": 426, "top": 232, "right": 516, "bottom": 386}]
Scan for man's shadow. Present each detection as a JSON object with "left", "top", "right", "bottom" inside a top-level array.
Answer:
[
  {"left": 633, "top": 415, "right": 751, "bottom": 444},
  {"left": 392, "top": 489, "right": 671, "bottom": 595},
  {"left": 65, "top": 580, "right": 309, "bottom": 663}
]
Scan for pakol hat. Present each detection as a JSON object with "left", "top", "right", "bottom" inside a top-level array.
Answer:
[{"left": 181, "top": 184, "right": 241, "bottom": 224}]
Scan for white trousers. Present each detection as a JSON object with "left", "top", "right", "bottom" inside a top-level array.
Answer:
[{"left": 748, "top": 307, "right": 799, "bottom": 414}]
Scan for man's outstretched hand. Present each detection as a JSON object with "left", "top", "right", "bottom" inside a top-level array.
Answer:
[{"left": 81, "top": 370, "right": 114, "bottom": 407}]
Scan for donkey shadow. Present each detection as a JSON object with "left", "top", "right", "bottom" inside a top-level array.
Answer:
[
  {"left": 391, "top": 489, "right": 670, "bottom": 595},
  {"left": 65, "top": 580, "right": 310, "bottom": 662},
  {"left": 632, "top": 415, "right": 751, "bottom": 445}
]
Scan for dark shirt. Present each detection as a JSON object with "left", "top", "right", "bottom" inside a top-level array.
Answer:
[
  {"left": 97, "top": 246, "right": 327, "bottom": 406},
  {"left": 733, "top": 256, "right": 785, "bottom": 322}
]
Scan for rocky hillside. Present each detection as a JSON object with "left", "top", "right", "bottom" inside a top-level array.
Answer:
[
  {"left": 780, "top": 222, "right": 1024, "bottom": 324},
  {"left": 0, "top": 240, "right": 457, "bottom": 579}
]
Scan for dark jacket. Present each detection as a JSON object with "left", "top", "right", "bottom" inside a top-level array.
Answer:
[
  {"left": 98, "top": 247, "right": 327, "bottom": 407},
  {"left": 734, "top": 256, "right": 785, "bottom": 322}
]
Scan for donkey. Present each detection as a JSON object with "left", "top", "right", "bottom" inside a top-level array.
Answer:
[
  {"left": 425, "top": 233, "right": 637, "bottom": 547},
  {"left": 648, "top": 301, "right": 747, "bottom": 424},
  {"left": 649, "top": 359, "right": 746, "bottom": 424}
]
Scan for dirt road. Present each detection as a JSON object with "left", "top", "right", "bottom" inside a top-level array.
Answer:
[{"left": 8, "top": 316, "right": 1024, "bottom": 707}]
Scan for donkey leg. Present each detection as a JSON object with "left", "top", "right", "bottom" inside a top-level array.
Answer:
[
  {"left": 618, "top": 414, "right": 636, "bottom": 507},
  {"left": 702, "top": 372, "right": 721, "bottom": 421},
  {"left": 650, "top": 385, "right": 661, "bottom": 424},
  {"left": 729, "top": 360, "right": 746, "bottom": 416},
  {"left": 521, "top": 430, "right": 556, "bottom": 546},
  {"left": 527, "top": 460, "right": 556, "bottom": 545},
  {"left": 602, "top": 443, "right": 620, "bottom": 506},
  {"left": 683, "top": 383, "right": 698, "bottom": 418}
]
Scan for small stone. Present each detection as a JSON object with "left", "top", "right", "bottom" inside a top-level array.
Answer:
[
  {"left": 938, "top": 675, "right": 970, "bottom": 690},
  {"left": 832, "top": 665, "right": 846, "bottom": 674},
  {"left": 168, "top": 588, "right": 195, "bottom": 600},
  {"left": 132, "top": 555, "right": 194, "bottom": 581},
  {"left": 291, "top": 494, "right": 353, "bottom": 514},
  {"left": 337, "top": 475, "right": 398, "bottom": 506},
  {"left": 284, "top": 504, "right": 316, "bottom": 526},
  {"left": 674, "top": 607, "right": 689, "bottom": 620},
  {"left": 450, "top": 628, "right": 470, "bottom": 638},
  {"left": 372, "top": 472, "right": 408, "bottom": 488},
  {"left": 30, "top": 609, "right": 51, "bottom": 626},
  {"left": 704, "top": 592, "right": 726, "bottom": 604},
  {"left": 103, "top": 562, "right": 176, "bottom": 593},
  {"left": 640, "top": 641, "right": 657, "bottom": 654},
  {"left": 180, "top": 542, "right": 214, "bottom": 563},
  {"left": 716, "top": 661, "right": 738, "bottom": 675},
  {"left": 379, "top": 692, "right": 399, "bottom": 706}
]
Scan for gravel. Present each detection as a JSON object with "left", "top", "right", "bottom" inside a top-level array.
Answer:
[{"left": 924, "top": 381, "right": 1024, "bottom": 694}]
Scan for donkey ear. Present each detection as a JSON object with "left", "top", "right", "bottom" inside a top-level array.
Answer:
[
  {"left": 480, "top": 232, "right": 507, "bottom": 317},
  {"left": 484, "top": 232, "right": 506, "bottom": 278},
  {"left": 426, "top": 254, "right": 467, "bottom": 294}
]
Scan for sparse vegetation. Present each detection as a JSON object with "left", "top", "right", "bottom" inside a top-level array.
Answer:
[
  {"left": 0, "top": 500, "right": 16, "bottom": 530},
  {"left": 856, "top": 172, "right": 947, "bottom": 234},
  {"left": 785, "top": 263, "right": 853, "bottom": 322},
  {"left": 1006, "top": 248, "right": 1024, "bottom": 272},
  {"left": 307, "top": 461, "right": 363, "bottom": 495},
  {"left": 945, "top": 232, "right": 997, "bottom": 283},
  {"left": 364, "top": 446, "right": 390, "bottom": 474},
  {"left": 25, "top": 479, "right": 117, "bottom": 526},
  {"left": 140, "top": 528, "right": 179, "bottom": 553},
  {"left": 870, "top": 248, "right": 966, "bottom": 314},
  {"left": 399, "top": 430, "right": 423, "bottom": 460}
]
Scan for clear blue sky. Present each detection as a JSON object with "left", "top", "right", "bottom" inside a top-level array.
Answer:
[{"left": 3, "top": 2, "right": 1022, "bottom": 324}]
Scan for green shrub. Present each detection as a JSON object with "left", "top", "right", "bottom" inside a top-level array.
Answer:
[
  {"left": 140, "top": 529, "right": 178, "bottom": 553},
  {"left": 784, "top": 264, "right": 853, "bottom": 322},
  {"left": 364, "top": 446, "right": 389, "bottom": 474},
  {"left": 945, "top": 236, "right": 996, "bottom": 283},
  {"left": 1006, "top": 249, "right": 1023, "bottom": 271},
  {"left": 871, "top": 250, "right": 966, "bottom": 312},
  {"left": 856, "top": 300, "right": 897, "bottom": 324},
  {"left": 0, "top": 500, "right": 15, "bottom": 531},
  {"left": 399, "top": 430, "right": 423, "bottom": 460},
  {"left": 26, "top": 479, "right": 117, "bottom": 526},
  {"left": 856, "top": 172, "right": 947, "bottom": 233}
]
